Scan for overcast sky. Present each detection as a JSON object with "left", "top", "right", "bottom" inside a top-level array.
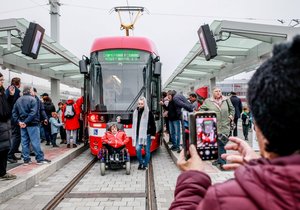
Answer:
[{"left": 0, "top": 0, "right": 299, "bottom": 84}]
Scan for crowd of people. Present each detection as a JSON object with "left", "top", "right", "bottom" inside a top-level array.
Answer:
[{"left": 0, "top": 73, "right": 84, "bottom": 180}]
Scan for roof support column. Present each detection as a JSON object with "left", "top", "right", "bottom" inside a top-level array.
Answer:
[
  {"left": 210, "top": 77, "right": 216, "bottom": 94},
  {"left": 51, "top": 78, "right": 60, "bottom": 107}
]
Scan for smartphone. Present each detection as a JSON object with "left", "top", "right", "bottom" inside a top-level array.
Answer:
[
  {"left": 182, "top": 110, "right": 191, "bottom": 160},
  {"left": 189, "top": 111, "right": 218, "bottom": 160}
]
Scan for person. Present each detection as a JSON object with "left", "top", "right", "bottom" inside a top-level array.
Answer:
[
  {"left": 6, "top": 77, "right": 22, "bottom": 163},
  {"left": 169, "top": 35, "right": 300, "bottom": 210},
  {"left": 199, "top": 87, "right": 235, "bottom": 170},
  {"left": 42, "top": 95, "right": 56, "bottom": 146},
  {"left": 229, "top": 91, "right": 242, "bottom": 137},
  {"left": 62, "top": 96, "right": 83, "bottom": 148},
  {"left": 0, "top": 73, "right": 17, "bottom": 180},
  {"left": 49, "top": 112, "right": 63, "bottom": 147},
  {"left": 132, "top": 97, "right": 156, "bottom": 170},
  {"left": 165, "top": 90, "right": 193, "bottom": 152},
  {"left": 102, "top": 123, "right": 129, "bottom": 161},
  {"left": 159, "top": 91, "right": 170, "bottom": 136},
  {"left": 241, "top": 107, "right": 250, "bottom": 140},
  {"left": 12, "top": 86, "right": 51, "bottom": 165},
  {"left": 33, "top": 88, "right": 48, "bottom": 140},
  {"left": 189, "top": 93, "right": 199, "bottom": 111},
  {"left": 57, "top": 102, "right": 66, "bottom": 144}
]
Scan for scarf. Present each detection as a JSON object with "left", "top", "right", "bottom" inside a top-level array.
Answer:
[{"left": 132, "top": 97, "right": 149, "bottom": 146}]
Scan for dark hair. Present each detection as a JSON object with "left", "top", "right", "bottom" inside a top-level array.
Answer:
[
  {"left": 162, "top": 91, "right": 167, "bottom": 98},
  {"left": 58, "top": 102, "right": 63, "bottom": 106},
  {"left": 167, "top": 90, "right": 176, "bottom": 97},
  {"left": 0, "top": 72, "right": 3, "bottom": 77},
  {"left": 189, "top": 93, "right": 197, "bottom": 98},
  {"left": 43, "top": 96, "right": 52, "bottom": 102},
  {"left": 11, "top": 77, "right": 21, "bottom": 86},
  {"left": 247, "top": 35, "right": 300, "bottom": 156}
]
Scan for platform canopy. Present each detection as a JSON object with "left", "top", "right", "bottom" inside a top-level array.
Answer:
[
  {"left": 0, "top": 18, "right": 82, "bottom": 88},
  {"left": 163, "top": 20, "right": 300, "bottom": 93}
]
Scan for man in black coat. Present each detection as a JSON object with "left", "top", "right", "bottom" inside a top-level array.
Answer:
[{"left": 230, "top": 91, "right": 242, "bottom": 136}]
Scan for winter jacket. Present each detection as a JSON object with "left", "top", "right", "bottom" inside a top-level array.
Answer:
[
  {"left": 0, "top": 87, "right": 11, "bottom": 151},
  {"left": 35, "top": 96, "right": 47, "bottom": 121},
  {"left": 12, "top": 94, "right": 40, "bottom": 126},
  {"left": 136, "top": 108, "right": 156, "bottom": 137},
  {"left": 170, "top": 154, "right": 300, "bottom": 210},
  {"left": 199, "top": 97, "right": 235, "bottom": 136},
  {"left": 230, "top": 95, "right": 242, "bottom": 120},
  {"left": 43, "top": 101, "right": 56, "bottom": 118},
  {"left": 167, "top": 94, "right": 193, "bottom": 121},
  {"left": 62, "top": 96, "right": 83, "bottom": 130},
  {"left": 49, "top": 117, "right": 63, "bottom": 135},
  {"left": 102, "top": 131, "right": 129, "bottom": 148},
  {"left": 5, "top": 85, "right": 20, "bottom": 108}
]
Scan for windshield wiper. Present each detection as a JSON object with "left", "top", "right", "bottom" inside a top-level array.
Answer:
[{"left": 126, "top": 86, "right": 146, "bottom": 111}]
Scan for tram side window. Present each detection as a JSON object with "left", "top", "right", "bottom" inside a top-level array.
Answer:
[{"left": 151, "top": 80, "right": 158, "bottom": 111}]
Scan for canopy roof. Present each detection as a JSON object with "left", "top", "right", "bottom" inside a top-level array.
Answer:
[
  {"left": 163, "top": 20, "right": 300, "bottom": 93},
  {"left": 0, "top": 18, "right": 82, "bottom": 88}
]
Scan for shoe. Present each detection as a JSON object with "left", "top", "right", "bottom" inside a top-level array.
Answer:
[
  {"left": 138, "top": 164, "right": 143, "bottom": 170},
  {"left": 171, "top": 147, "right": 179, "bottom": 151},
  {"left": 45, "top": 142, "right": 50, "bottom": 146},
  {"left": 0, "top": 173, "right": 17, "bottom": 180},
  {"left": 53, "top": 145, "right": 59, "bottom": 147},
  {"left": 60, "top": 140, "right": 64, "bottom": 144},
  {"left": 212, "top": 160, "right": 219, "bottom": 166},
  {"left": 110, "top": 155, "right": 114, "bottom": 161},
  {"left": 23, "top": 160, "right": 32, "bottom": 166},
  {"left": 115, "top": 154, "right": 119, "bottom": 161},
  {"left": 245, "top": 137, "right": 248, "bottom": 141},
  {"left": 30, "top": 152, "right": 36, "bottom": 156},
  {"left": 7, "top": 158, "right": 17, "bottom": 164},
  {"left": 67, "top": 144, "right": 70, "bottom": 148},
  {"left": 177, "top": 149, "right": 181, "bottom": 153},
  {"left": 36, "top": 159, "right": 51, "bottom": 165},
  {"left": 73, "top": 144, "right": 77, "bottom": 148},
  {"left": 143, "top": 165, "right": 148, "bottom": 170}
]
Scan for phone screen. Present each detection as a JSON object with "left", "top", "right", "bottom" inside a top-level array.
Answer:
[{"left": 195, "top": 113, "right": 218, "bottom": 160}]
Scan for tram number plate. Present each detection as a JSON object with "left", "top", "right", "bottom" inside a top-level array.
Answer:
[{"left": 93, "top": 129, "right": 98, "bottom": 136}]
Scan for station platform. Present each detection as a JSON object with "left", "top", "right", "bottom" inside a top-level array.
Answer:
[{"left": 0, "top": 141, "right": 87, "bottom": 203}]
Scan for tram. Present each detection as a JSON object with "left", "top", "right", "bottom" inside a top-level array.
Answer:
[{"left": 79, "top": 36, "right": 163, "bottom": 156}]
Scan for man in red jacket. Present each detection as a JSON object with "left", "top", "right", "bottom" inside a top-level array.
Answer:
[{"left": 170, "top": 36, "right": 300, "bottom": 210}]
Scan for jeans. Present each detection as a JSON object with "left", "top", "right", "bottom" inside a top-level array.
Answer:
[
  {"left": 8, "top": 123, "right": 21, "bottom": 159},
  {"left": 169, "top": 120, "right": 181, "bottom": 149},
  {"left": 66, "top": 129, "right": 77, "bottom": 144},
  {"left": 136, "top": 135, "right": 151, "bottom": 167},
  {"left": 21, "top": 126, "right": 44, "bottom": 162}
]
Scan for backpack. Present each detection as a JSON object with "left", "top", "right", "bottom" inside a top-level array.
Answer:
[{"left": 64, "top": 104, "right": 75, "bottom": 119}]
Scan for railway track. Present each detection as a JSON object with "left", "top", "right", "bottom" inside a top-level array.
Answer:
[{"left": 43, "top": 158, "right": 158, "bottom": 210}]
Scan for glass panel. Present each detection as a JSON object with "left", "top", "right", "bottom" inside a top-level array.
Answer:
[{"left": 89, "top": 50, "right": 150, "bottom": 111}]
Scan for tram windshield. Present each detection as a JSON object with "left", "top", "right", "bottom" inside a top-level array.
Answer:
[{"left": 89, "top": 49, "right": 151, "bottom": 112}]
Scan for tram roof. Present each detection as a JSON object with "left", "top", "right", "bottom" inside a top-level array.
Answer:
[
  {"left": 163, "top": 20, "right": 300, "bottom": 94},
  {"left": 91, "top": 36, "right": 159, "bottom": 55},
  {"left": 0, "top": 18, "right": 83, "bottom": 89}
]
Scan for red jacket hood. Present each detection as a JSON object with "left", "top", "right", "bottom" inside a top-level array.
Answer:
[{"left": 235, "top": 154, "right": 300, "bottom": 210}]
